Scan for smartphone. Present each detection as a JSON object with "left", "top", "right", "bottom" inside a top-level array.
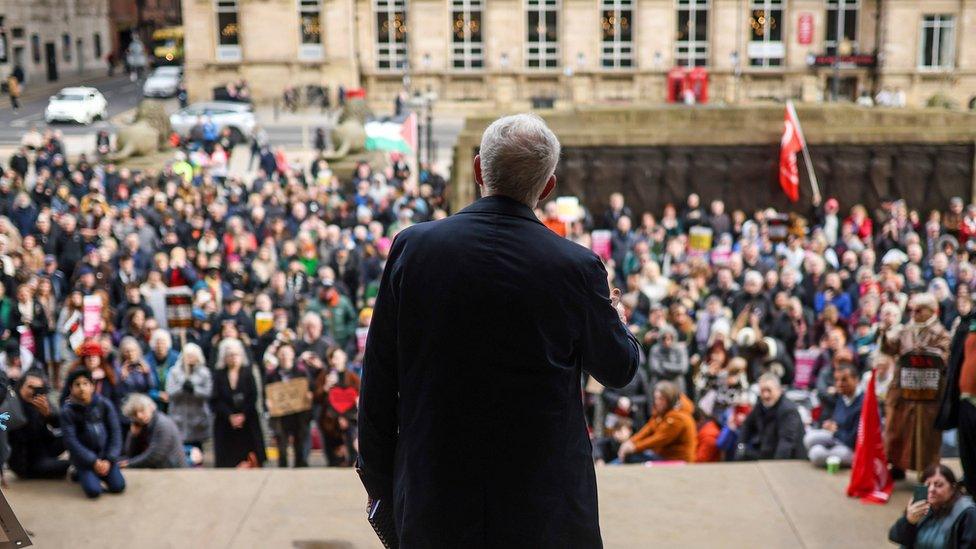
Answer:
[
  {"left": 33, "top": 386, "right": 50, "bottom": 396},
  {"left": 913, "top": 484, "right": 928, "bottom": 503}
]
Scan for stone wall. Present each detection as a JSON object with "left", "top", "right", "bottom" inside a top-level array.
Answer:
[{"left": 552, "top": 142, "right": 974, "bottom": 217}]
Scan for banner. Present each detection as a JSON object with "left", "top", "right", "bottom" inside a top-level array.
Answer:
[
  {"left": 792, "top": 348, "right": 820, "bottom": 390},
  {"left": 689, "top": 226, "right": 713, "bottom": 255},
  {"left": 556, "top": 196, "right": 581, "bottom": 223},
  {"left": 165, "top": 286, "right": 194, "bottom": 330},
  {"left": 82, "top": 295, "right": 103, "bottom": 338},
  {"left": 255, "top": 311, "right": 274, "bottom": 337},
  {"left": 265, "top": 378, "right": 312, "bottom": 418}
]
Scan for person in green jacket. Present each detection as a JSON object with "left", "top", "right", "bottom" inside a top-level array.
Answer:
[{"left": 306, "top": 281, "right": 357, "bottom": 349}]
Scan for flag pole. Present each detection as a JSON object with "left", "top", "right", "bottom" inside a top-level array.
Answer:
[{"left": 787, "top": 101, "right": 822, "bottom": 205}]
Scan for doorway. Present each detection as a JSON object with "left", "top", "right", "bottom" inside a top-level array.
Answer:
[{"left": 45, "top": 42, "right": 58, "bottom": 81}]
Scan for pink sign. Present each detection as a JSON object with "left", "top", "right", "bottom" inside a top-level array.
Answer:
[
  {"left": 356, "top": 327, "right": 370, "bottom": 353},
  {"left": 83, "top": 295, "right": 103, "bottom": 338},
  {"left": 793, "top": 348, "right": 821, "bottom": 389},
  {"left": 797, "top": 13, "right": 814, "bottom": 45},
  {"left": 591, "top": 230, "right": 612, "bottom": 261}
]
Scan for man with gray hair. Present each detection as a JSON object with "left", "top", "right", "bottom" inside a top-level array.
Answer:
[
  {"left": 358, "top": 113, "right": 640, "bottom": 547},
  {"left": 119, "top": 393, "right": 186, "bottom": 469}
]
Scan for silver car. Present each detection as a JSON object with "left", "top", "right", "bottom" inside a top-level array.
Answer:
[
  {"left": 143, "top": 66, "right": 182, "bottom": 98},
  {"left": 169, "top": 101, "right": 256, "bottom": 141}
]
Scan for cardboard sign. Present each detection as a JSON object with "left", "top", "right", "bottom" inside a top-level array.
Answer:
[
  {"left": 165, "top": 286, "right": 194, "bottom": 330},
  {"left": 591, "top": 230, "right": 612, "bottom": 261},
  {"left": 255, "top": 312, "right": 274, "bottom": 336},
  {"left": 82, "top": 294, "right": 103, "bottom": 338},
  {"left": 265, "top": 378, "right": 312, "bottom": 417},
  {"left": 898, "top": 352, "right": 944, "bottom": 401}
]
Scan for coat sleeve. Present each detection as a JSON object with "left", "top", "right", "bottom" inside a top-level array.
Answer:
[
  {"left": 887, "top": 515, "right": 917, "bottom": 546},
  {"left": 579, "top": 255, "right": 641, "bottom": 388},
  {"left": 195, "top": 368, "right": 213, "bottom": 399},
  {"left": 774, "top": 408, "right": 805, "bottom": 459},
  {"left": 357, "top": 235, "right": 404, "bottom": 499},
  {"left": 60, "top": 409, "right": 98, "bottom": 467},
  {"left": 633, "top": 416, "right": 682, "bottom": 454}
]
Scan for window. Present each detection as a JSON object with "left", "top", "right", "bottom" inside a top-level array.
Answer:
[
  {"left": 375, "top": 0, "right": 407, "bottom": 70},
  {"left": 63, "top": 34, "right": 71, "bottom": 62},
  {"left": 825, "top": 0, "right": 857, "bottom": 55},
  {"left": 215, "top": 0, "right": 241, "bottom": 61},
  {"left": 526, "top": 0, "right": 559, "bottom": 69},
  {"left": 919, "top": 15, "right": 954, "bottom": 69},
  {"left": 11, "top": 28, "right": 24, "bottom": 39},
  {"left": 748, "top": 0, "right": 783, "bottom": 67},
  {"left": 299, "top": 0, "right": 323, "bottom": 59},
  {"left": 676, "top": 0, "right": 708, "bottom": 67},
  {"left": 600, "top": 0, "right": 633, "bottom": 68},
  {"left": 94, "top": 33, "right": 102, "bottom": 59},
  {"left": 451, "top": 0, "right": 483, "bottom": 69},
  {"left": 31, "top": 34, "right": 40, "bottom": 64}
]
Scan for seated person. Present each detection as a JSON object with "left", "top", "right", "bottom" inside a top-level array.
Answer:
[
  {"left": 694, "top": 409, "right": 723, "bottom": 463},
  {"left": 736, "top": 373, "right": 806, "bottom": 460},
  {"left": 60, "top": 369, "right": 126, "bottom": 499},
  {"left": 803, "top": 362, "right": 862, "bottom": 468},
  {"left": 592, "top": 415, "right": 634, "bottom": 465},
  {"left": 119, "top": 393, "right": 187, "bottom": 469},
  {"left": 617, "top": 381, "right": 697, "bottom": 463},
  {"left": 8, "top": 371, "right": 71, "bottom": 479}
]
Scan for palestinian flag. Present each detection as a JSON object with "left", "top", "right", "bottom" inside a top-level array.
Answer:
[{"left": 365, "top": 112, "right": 417, "bottom": 154}]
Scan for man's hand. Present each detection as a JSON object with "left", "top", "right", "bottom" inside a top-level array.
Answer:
[
  {"left": 130, "top": 422, "right": 143, "bottom": 436},
  {"left": 610, "top": 288, "right": 626, "bottom": 324},
  {"left": 159, "top": 391, "right": 169, "bottom": 403},
  {"left": 617, "top": 440, "right": 636, "bottom": 460},
  {"left": 118, "top": 459, "right": 129, "bottom": 469},
  {"left": 30, "top": 395, "right": 51, "bottom": 417},
  {"left": 822, "top": 420, "right": 838, "bottom": 433},
  {"left": 93, "top": 459, "right": 110, "bottom": 476},
  {"left": 229, "top": 413, "right": 245, "bottom": 429},
  {"left": 906, "top": 500, "right": 930, "bottom": 525}
]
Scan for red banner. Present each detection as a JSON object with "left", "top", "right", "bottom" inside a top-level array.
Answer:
[
  {"left": 797, "top": 13, "right": 814, "bottom": 45},
  {"left": 779, "top": 105, "right": 804, "bottom": 202},
  {"left": 847, "top": 370, "right": 893, "bottom": 504}
]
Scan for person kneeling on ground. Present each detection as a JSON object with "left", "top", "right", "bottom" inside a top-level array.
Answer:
[
  {"left": 120, "top": 393, "right": 186, "bottom": 469},
  {"left": 8, "top": 370, "right": 71, "bottom": 479},
  {"left": 616, "top": 381, "right": 697, "bottom": 463},
  {"left": 889, "top": 464, "right": 975, "bottom": 548},
  {"left": 736, "top": 373, "right": 806, "bottom": 461},
  {"left": 803, "top": 362, "right": 862, "bottom": 468},
  {"left": 60, "top": 369, "right": 125, "bottom": 499}
]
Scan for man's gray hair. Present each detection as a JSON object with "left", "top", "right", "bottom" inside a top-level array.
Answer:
[
  {"left": 479, "top": 113, "right": 561, "bottom": 207},
  {"left": 122, "top": 393, "right": 156, "bottom": 418}
]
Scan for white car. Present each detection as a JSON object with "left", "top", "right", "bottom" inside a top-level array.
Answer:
[
  {"left": 169, "top": 101, "right": 256, "bottom": 141},
  {"left": 45, "top": 87, "right": 108, "bottom": 125},
  {"left": 143, "top": 66, "right": 182, "bottom": 98}
]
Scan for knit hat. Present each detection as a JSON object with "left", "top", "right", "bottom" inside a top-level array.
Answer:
[{"left": 79, "top": 339, "right": 103, "bottom": 358}]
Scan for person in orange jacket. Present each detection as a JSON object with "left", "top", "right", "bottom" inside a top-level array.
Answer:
[
  {"left": 694, "top": 408, "right": 723, "bottom": 463},
  {"left": 617, "top": 380, "right": 697, "bottom": 463}
]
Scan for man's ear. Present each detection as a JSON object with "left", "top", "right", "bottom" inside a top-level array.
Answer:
[
  {"left": 474, "top": 155, "right": 484, "bottom": 188},
  {"left": 539, "top": 174, "right": 556, "bottom": 202}
]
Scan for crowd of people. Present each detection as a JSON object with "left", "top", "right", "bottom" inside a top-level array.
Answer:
[
  {"left": 0, "top": 125, "right": 447, "bottom": 497},
  {"left": 0, "top": 117, "right": 973, "bottom": 543}
]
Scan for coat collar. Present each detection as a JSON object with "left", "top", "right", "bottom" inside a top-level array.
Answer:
[{"left": 457, "top": 195, "right": 543, "bottom": 225}]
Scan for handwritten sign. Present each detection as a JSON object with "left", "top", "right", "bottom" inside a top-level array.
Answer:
[
  {"left": 265, "top": 378, "right": 312, "bottom": 417},
  {"left": 255, "top": 311, "right": 273, "bottom": 336},
  {"left": 898, "top": 352, "right": 944, "bottom": 401},
  {"left": 556, "top": 196, "right": 581, "bottom": 223}
]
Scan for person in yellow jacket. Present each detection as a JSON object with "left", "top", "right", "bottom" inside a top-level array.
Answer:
[
  {"left": 617, "top": 380, "right": 697, "bottom": 463},
  {"left": 6, "top": 74, "right": 21, "bottom": 111}
]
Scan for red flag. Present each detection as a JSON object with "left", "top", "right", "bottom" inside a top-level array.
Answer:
[
  {"left": 846, "top": 370, "right": 893, "bottom": 504},
  {"left": 779, "top": 104, "right": 804, "bottom": 203}
]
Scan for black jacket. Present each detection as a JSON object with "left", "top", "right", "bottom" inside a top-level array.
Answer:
[
  {"left": 8, "top": 396, "right": 64, "bottom": 477},
  {"left": 358, "top": 195, "right": 641, "bottom": 548},
  {"left": 739, "top": 395, "right": 806, "bottom": 460},
  {"left": 60, "top": 394, "right": 123, "bottom": 468},
  {"left": 937, "top": 313, "right": 974, "bottom": 430}
]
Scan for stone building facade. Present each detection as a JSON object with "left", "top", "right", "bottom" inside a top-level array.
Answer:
[
  {"left": 183, "top": 0, "right": 976, "bottom": 109},
  {"left": 0, "top": 0, "right": 111, "bottom": 84}
]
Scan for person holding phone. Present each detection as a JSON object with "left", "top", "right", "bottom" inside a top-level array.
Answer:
[
  {"left": 8, "top": 371, "right": 71, "bottom": 479},
  {"left": 889, "top": 464, "right": 975, "bottom": 547}
]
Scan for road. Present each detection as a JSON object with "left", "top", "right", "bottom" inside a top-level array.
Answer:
[
  {"left": 0, "top": 75, "right": 463, "bottom": 167},
  {"left": 0, "top": 75, "right": 147, "bottom": 144}
]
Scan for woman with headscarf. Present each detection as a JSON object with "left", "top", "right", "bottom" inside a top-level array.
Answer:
[{"left": 881, "top": 292, "right": 952, "bottom": 478}]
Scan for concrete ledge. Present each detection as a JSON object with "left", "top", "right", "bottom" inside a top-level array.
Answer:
[{"left": 4, "top": 460, "right": 933, "bottom": 548}]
